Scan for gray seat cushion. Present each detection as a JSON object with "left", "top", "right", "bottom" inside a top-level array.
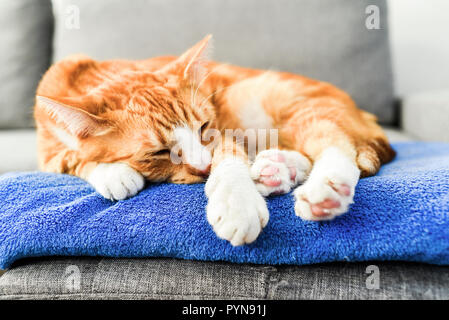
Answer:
[
  {"left": 1, "top": 257, "right": 448, "bottom": 299},
  {"left": 0, "top": 0, "right": 53, "bottom": 128},
  {"left": 0, "top": 130, "right": 37, "bottom": 174},
  {"left": 383, "top": 127, "right": 415, "bottom": 142},
  {"left": 402, "top": 90, "right": 449, "bottom": 142},
  {"left": 52, "top": 0, "right": 395, "bottom": 124}
]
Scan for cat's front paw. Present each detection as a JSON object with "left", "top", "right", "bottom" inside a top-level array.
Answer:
[
  {"left": 87, "top": 163, "right": 145, "bottom": 201},
  {"left": 251, "top": 149, "right": 311, "bottom": 196},
  {"left": 205, "top": 158, "right": 269, "bottom": 246}
]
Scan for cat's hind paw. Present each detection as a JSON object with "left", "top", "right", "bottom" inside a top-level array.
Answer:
[
  {"left": 251, "top": 149, "right": 311, "bottom": 196},
  {"left": 87, "top": 163, "right": 145, "bottom": 201},
  {"left": 293, "top": 147, "right": 360, "bottom": 221},
  {"left": 294, "top": 179, "right": 354, "bottom": 221}
]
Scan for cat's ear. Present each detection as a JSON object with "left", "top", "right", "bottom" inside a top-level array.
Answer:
[
  {"left": 36, "top": 95, "right": 112, "bottom": 138},
  {"left": 159, "top": 34, "right": 213, "bottom": 82}
]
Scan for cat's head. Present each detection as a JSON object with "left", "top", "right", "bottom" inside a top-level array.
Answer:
[{"left": 37, "top": 35, "right": 218, "bottom": 183}]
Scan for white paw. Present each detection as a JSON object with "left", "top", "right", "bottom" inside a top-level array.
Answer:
[
  {"left": 87, "top": 163, "right": 145, "bottom": 201},
  {"left": 205, "top": 158, "right": 269, "bottom": 246},
  {"left": 250, "top": 149, "right": 311, "bottom": 196},
  {"left": 294, "top": 147, "right": 360, "bottom": 221}
]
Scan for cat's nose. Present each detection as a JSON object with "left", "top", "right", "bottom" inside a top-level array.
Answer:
[
  {"left": 198, "top": 164, "right": 211, "bottom": 176},
  {"left": 187, "top": 163, "right": 211, "bottom": 177}
]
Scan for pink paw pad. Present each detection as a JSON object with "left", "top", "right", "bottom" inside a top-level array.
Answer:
[
  {"left": 268, "top": 153, "right": 297, "bottom": 182},
  {"left": 311, "top": 199, "right": 341, "bottom": 217},
  {"left": 259, "top": 166, "right": 281, "bottom": 187},
  {"left": 308, "top": 182, "right": 351, "bottom": 218},
  {"left": 289, "top": 167, "right": 296, "bottom": 181},
  {"left": 253, "top": 149, "right": 310, "bottom": 197},
  {"left": 329, "top": 182, "right": 351, "bottom": 196},
  {"left": 260, "top": 166, "right": 279, "bottom": 176}
]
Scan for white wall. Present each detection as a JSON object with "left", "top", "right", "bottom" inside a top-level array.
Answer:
[{"left": 388, "top": 0, "right": 449, "bottom": 97}]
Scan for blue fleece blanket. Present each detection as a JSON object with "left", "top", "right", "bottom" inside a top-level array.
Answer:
[{"left": 1, "top": 142, "right": 449, "bottom": 269}]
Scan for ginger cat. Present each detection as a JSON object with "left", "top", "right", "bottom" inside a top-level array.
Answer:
[{"left": 35, "top": 35, "right": 395, "bottom": 246}]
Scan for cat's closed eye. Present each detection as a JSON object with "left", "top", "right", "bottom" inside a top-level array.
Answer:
[
  {"left": 152, "top": 149, "right": 170, "bottom": 157},
  {"left": 137, "top": 149, "right": 171, "bottom": 164},
  {"left": 199, "top": 121, "right": 210, "bottom": 136}
]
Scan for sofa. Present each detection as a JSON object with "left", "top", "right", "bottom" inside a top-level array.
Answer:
[{"left": 0, "top": 0, "right": 448, "bottom": 299}]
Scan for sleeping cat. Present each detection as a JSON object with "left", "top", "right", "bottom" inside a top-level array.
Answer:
[{"left": 34, "top": 35, "right": 395, "bottom": 246}]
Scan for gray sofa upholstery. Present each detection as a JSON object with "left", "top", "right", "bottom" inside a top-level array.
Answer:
[
  {"left": 0, "top": 0, "right": 448, "bottom": 299},
  {"left": 52, "top": 0, "right": 395, "bottom": 123},
  {"left": 0, "top": 0, "right": 53, "bottom": 128},
  {"left": 1, "top": 258, "right": 448, "bottom": 300}
]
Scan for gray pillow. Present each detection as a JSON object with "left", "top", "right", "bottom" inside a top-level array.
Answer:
[
  {"left": 52, "top": 0, "right": 395, "bottom": 124},
  {"left": 0, "top": 0, "right": 53, "bottom": 128}
]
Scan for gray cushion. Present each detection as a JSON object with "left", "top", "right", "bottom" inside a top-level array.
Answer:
[
  {"left": 1, "top": 257, "right": 448, "bottom": 299},
  {"left": 52, "top": 0, "right": 395, "bottom": 124},
  {"left": 0, "top": 130, "right": 37, "bottom": 174},
  {"left": 0, "top": 0, "right": 53, "bottom": 128},
  {"left": 383, "top": 127, "right": 414, "bottom": 142},
  {"left": 401, "top": 90, "right": 449, "bottom": 142}
]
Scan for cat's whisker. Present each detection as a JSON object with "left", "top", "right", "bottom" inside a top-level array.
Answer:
[
  {"left": 190, "top": 73, "right": 195, "bottom": 108},
  {"left": 192, "top": 65, "right": 225, "bottom": 107}
]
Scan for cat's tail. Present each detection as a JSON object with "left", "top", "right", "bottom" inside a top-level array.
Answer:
[{"left": 357, "top": 111, "right": 396, "bottom": 177}]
